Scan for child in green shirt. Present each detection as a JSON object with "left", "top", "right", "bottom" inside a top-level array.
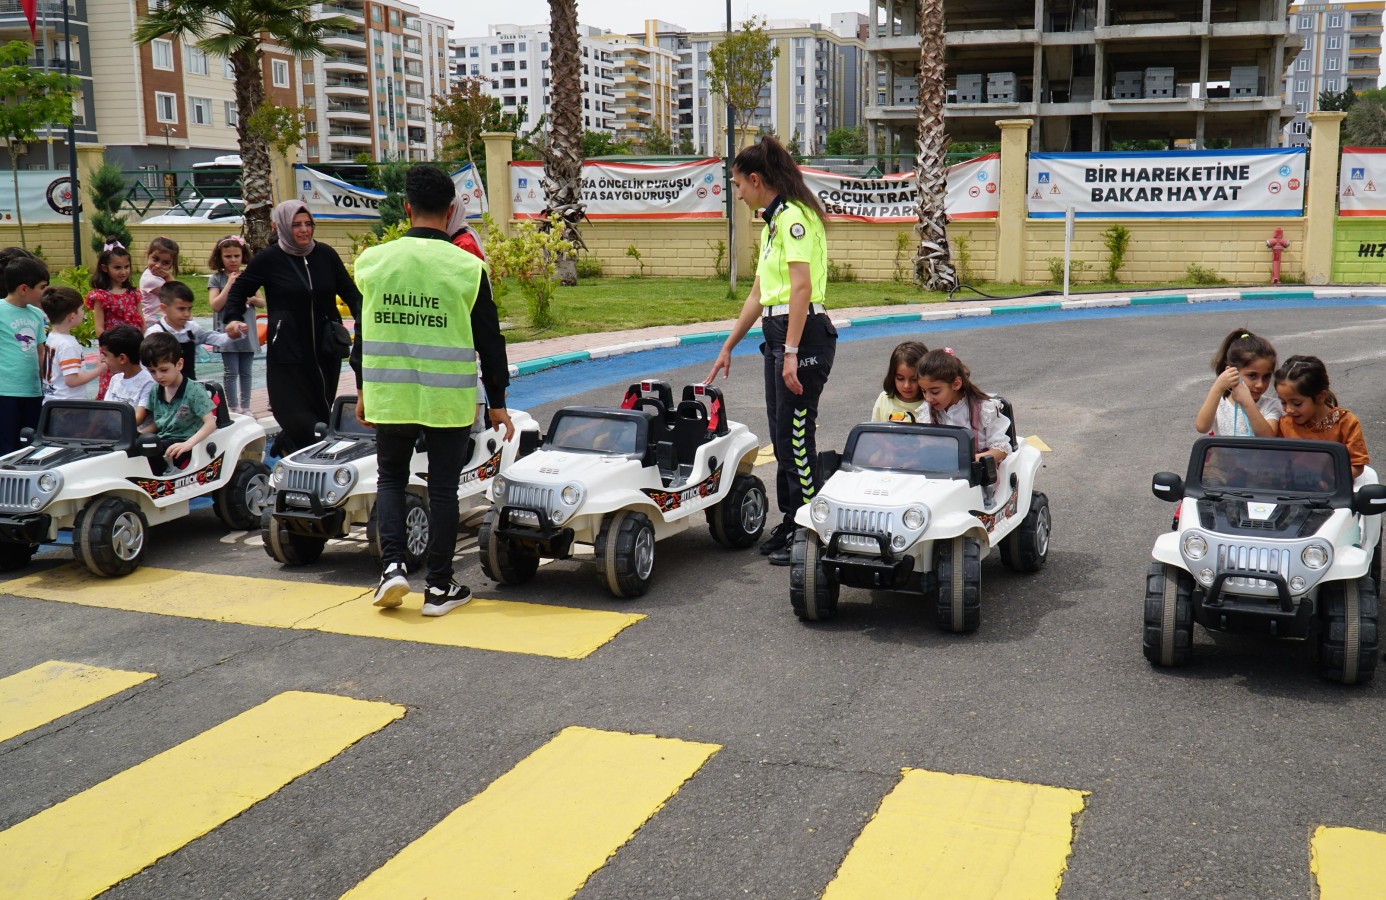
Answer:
[{"left": 138, "top": 331, "right": 216, "bottom": 473}]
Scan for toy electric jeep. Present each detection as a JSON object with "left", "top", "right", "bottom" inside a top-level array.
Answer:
[
  {"left": 1146, "top": 436, "right": 1386, "bottom": 684},
  {"left": 262, "top": 395, "right": 540, "bottom": 568},
  {"left": 790, "top": 403, "right": 1050, "bottom": 629},
  {"left": 479, "top": 380, "right": 766, "bottom": 598},
  {"left": 0, "top": 391, "right": 269, "bottom": 577}
]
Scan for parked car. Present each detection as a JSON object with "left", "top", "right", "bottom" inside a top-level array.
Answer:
[{"left": 140, "top": 198, "right": 245, "bottom": 226}]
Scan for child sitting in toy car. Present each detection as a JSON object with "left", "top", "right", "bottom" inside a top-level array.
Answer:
[{"left": 138, "top": 331, "right": 218, "bottom": 474}]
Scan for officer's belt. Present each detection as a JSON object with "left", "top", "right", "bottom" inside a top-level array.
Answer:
[{"left": 762, "top": 302, "right": 825, "bottom": 318}]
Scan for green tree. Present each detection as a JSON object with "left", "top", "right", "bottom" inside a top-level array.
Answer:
[
  {"left": 87, "top": 161, "right": 133, "bottom": 254},
  {"left": 674, "top": 135, "right": 696, "bottom": 155},
  {"left": 912, "top": 0, "right": 957, "bottom": 291},
  {"left": 1345, "top": 98, "right": 1386, "bottom": 146},
  {"left": 134, "top": 0, "right": 353, "bottom": 251},
  {"left": 432, "top": 75, "right": 498, "bottom": 175},
  {"left": 538, "top": 0, "right": 586, "bottom": 285},
  {"left": 824, "top": 126, "right": 867, "bottom": 155},
  {"left": 1318, "top": 89, "right": 1358, "bottom": 112},
  {"left": 582, "top": 129, "right": 629, "bottom": 157},
  {"left": 640, "top": 126, "right": 673, "bottom": 155},
  {"left": 374, "top": 160, "right": 413, "bottom": 232},
  {"left": 707, "top": 17, "right": 779, "bottom": 146},
  {"left": 0, "top": 41, "right": 79, "bottom": 245},
  {"left": 246, "top": 102, "right": 308, "bottom": 156}
]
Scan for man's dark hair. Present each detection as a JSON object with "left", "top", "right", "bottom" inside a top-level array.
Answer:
[
  {"left": 0, "top": 247, "right": 48, "bottom": 295},
  {"left": 158, "top": 280, "right": 195, "bottom": 306},
  {"left": 140, "top": 331, "right": 183, "bottom": 368},
  {"left": 98, "top": 324, "right": 143, "bottom": 361},
  {"left": 405, "top": 165, "right": 454, "bottom": 216}
]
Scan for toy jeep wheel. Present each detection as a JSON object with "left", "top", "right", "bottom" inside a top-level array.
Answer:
[
  {"left": 261, "top": 508, "right": 326, "bottom": 566},
  {"left": 1000, "top": 491, "right": 1051, "bottom": 573},
  {"left": 0, "top": 542, "right": 36, "bottom": 572},
  {"left": 479, "top": 508, "right": 539, "bottom": 585},
  {"left": 1143, "top": 562, "right": 1194, "bottom": 667},
  {"left": 708, "top": 473, "right": 768, "bottom": 548},
  {"left": 1317, "top": 576, "right": 1379, "bottom": 685},
  {"left": 790, "top": 528, "right": 839, "bottom": 621},
  {"left": 1372, "top": 536, "right": 1382, "bottom": 591},
  {"left": 596, "top": 510, "right": 655, "bottom": 598},
  {"left": 367, "top": 494, "right": 428, "bottom": 572},
  {"left": 74, "top": 497, "right": 146, "bottom": 577},
  {"left": 213, "top": 459, "right": 271, "bottom": 531},
  {"left": 935, "top": 535, "right": 981, "bottom": 633}
]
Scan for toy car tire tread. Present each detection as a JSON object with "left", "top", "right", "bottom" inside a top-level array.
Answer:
[
  {"left": 708, "top": 473, "right": 768, "bottom": 549},
  {"left": 213, "top": 459, "right": 271, "bottom": 531},
  {"left": 261, "top": 509, "right": 326, "bottom": 566},
  {"left": 1317, "top": 576, "right": 1379, "bottom": 685},
  {"left": 935, "top": 536, "right": 981, "bottom": 633},
  {"left": 596, "top": 510, "right": 655, "bottom": 598},
  {"left": 1142, "top": 562, "right": 1194, "bottom": 667},
  {"left": 479, "top": 508, "right": 540, "bottom": 585},
  {"left": 1000, "top": 491, "right": 1051, "bottom": 573},
  {"left": 789, "top": 528, "right": 839, "bottom": 621},
  {"left": 74, "top": 497, "right": 146, "bottom": 577}
]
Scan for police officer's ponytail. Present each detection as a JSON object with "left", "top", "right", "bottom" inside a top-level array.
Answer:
[{"left": 733, "top": 136, "right": 827, "bottom": 225}]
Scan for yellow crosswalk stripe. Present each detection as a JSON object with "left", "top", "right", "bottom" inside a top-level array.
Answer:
[
  {"left": 1, "top": 565, "right": 643, "bottom": 660},
  {"left": 0, "top": 691, "right": 403, "bottom": 900},
  {"left": 0, "top": 661, "right": 155, "bottom": 744},
  {"left": 1311, "top": 825, "right": 1386, "bottom": 898},
  {"left": 754, "top": 444, "right": 776, "bottom": 466},
  {"left": 822, "top": 769, "right": 1088, "bottom": 900},
  {"left": 1026, "top": 435, "right": 1053, "bottom": 452},
  {"left": 343, "top": 726, "right": 720, "bottom": 899}
]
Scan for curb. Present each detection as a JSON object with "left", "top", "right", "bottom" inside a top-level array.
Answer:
[{"left": 506, "top": 287, "right": 1386, "bottom": 379}]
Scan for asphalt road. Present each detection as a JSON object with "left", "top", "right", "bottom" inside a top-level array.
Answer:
[{"left": 4, "top": 300, "right": 1386, "bottom": 899}]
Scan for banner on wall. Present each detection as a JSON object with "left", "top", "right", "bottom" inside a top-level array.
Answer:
[
  {"left": 1027, "top": 148, "right": 1307, "bottom": 218},
  {"left": 800, "top": 154, "right": 1000, "bottom": 221},
  {"left": 295, "top": 166, "right": 386, "bottom": 220},
  {"left": 453, "top": 162, "right": 487, "bottom": 220},
  {"left": 1338, "top": 148, "right": 1386, "bottom": 216},
  {"left": 0, "top": 170, "right": 77, "bottom": 224},
  {"left": 511, "top": 158, "right": 724, "bottom": 219}
]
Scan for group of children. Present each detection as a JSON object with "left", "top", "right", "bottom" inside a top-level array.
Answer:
[
  {"left": 868, "top": 326, "right": 1370, "bottom": 479},
  {"left": 0, "top": 237, "right": 259, "bottom": 470}
]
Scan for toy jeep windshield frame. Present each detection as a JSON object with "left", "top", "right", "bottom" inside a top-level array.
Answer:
[
  {"left": 841, "top": 423, "right": 974, "bottom": 479},
  {"left": 543, "top": 408, "right": 650, "bottom": 460},
  {"left": 32, "top": 401, "right": 140, "bottom": 453},
  {"left": 1166, "top": 437, "right": 1353, "bottom": 509}
]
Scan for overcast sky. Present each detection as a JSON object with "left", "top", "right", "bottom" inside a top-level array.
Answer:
[{"left": 448, "top": 1, "right": 860, "bottom": 38}]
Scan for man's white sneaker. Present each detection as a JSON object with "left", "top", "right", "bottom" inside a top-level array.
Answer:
[
  {"left": 422, "top": 581, "right": 473, "bottom": 617},
  {"left": 373, "top": 562, "right": 410, "bottom": 608}
]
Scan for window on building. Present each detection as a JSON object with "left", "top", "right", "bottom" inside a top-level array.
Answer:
[
  {"left": 503, "top": 77, "right": 515, "bottom": 88},
  {"left": 1299, "top": 15, "right": 1311, "bottom": 28},
  {"left": 187, "top": 46, "right": 207, "bottom": 75},
  {"left": 1297, "top": 57, "right": 1310, "bottom": 71},
  {"left": 272, "top": 58, "right": 289, "bottom": 87},
  {"left": 1328, "top": 57, "right": 1340, "bottom": 70},
  {"left": 1330, "top": 14, "right": 1342, "bottom": 27},
  {"left": 519, "top": 60, "right": 527, "bottom": 70},
  {"left": 1296, "top": 101, "right": 1306, "bottom": 112},
  {"left": 503, "top": 60, "right": 515, "bottom": 71},
  {"left": 305, "top": 95, "right": 314, "bottom": 108},
  {"left": 1327, "top": 77, "right": 1340, "bottom": 90},
  {"left": 372, "top": 5, "right": 382, "bottom": 21},
  {"left": 189, "top": 96, "right": 212, "bottom": 125},
  {"left": 491, "top": 63, "right": 498, "bottom": 72},
  {"left": 470, "top": 46, "right": 479, "bottom": 57},
  {"left": 224, "top": 59, "right": 235, "bottom": 79},
  {"left": 502, "top": 42, "right": 515, "bottom": 53},
  {"left": 520, "top": 77, "right": 527, "bottom": 86},
  {"left": 155, "top": 91, "right": 178, "bottom": 123},
  {"left": 1297, "top": 78, "right": 1308, "bottom": 92},
  {"left": 519, "top": 42, "right": 526, "bottom": 51},
  {"left": 470, "top": 64, "right": 479, "bottom": 75},
  {"left": 151, "top": 38, "right": 173, "bottom": 71},
  {"left": 303, "top": 68, "right": 314, "bottom": 84},
  {"left": 1329, "top": 35, "right": 1340, "bottom": 49},
  {"left": 389, "top": 9, "right": 399, "bottom": 25},
  {"left": 1293, "top": 121, "right": 1308, "bottom": 134},
  {"left": 504, "top": 95, "right": 516, "bottom": 106},
  {"left": 308, "top": 143, "right": 318, "bottom": 157},
  {"left": 542, "top": 42, "right": 549, "bottom": 52},
  {"left": 305, "top": 120, "right": 316, "bottom": 133},
  {"left": 490, "top": 45, "right": 498, "bottom": 54}
]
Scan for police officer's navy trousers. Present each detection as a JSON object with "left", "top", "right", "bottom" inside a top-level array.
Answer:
[{"left": 761, "top": 312, "right": 837, "bottom": 523}]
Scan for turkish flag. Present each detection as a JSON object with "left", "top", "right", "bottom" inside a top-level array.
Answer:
[{"left": 20, "top": 0, "right": 37, "bottom": 40}]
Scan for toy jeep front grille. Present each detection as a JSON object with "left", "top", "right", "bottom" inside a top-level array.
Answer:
[
  {"left": 835, "top": 507, "right": 895, "bottom": 552},
  {"left": 283, "top": 468, "right": 328, "bottom": 497},
  {"left": 507, "top": 483, "right": 553, "bottom": 513},
  {"left": 1216, "top": 542, "right": 1292, "bottom": 589},
  {"left": 0, "top": 474, "right": 35, "bottom": 511}
]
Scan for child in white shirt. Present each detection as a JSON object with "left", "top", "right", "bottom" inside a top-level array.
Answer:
[
  {"left": 916, "top": 347, "right": 1013, "bottom": 462},
  {"left": 98, "top": 325, "right": 155, "bottom": 424},
  {"left": 1193, "top": 327, "right": 1281, "bottom": 437},
  {"left": 144, "top": 281, "right": 246, "bottom": 381},
  {"left": 870, "top": 340, "right": 929, "bottom": 423},
  {"left": 40, "top": 286, "right": 104, "bottom": 402}
]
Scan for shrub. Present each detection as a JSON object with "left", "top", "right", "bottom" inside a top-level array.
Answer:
[
  {"left": 953, "top": 234, "right": 972, "bottom": 285},
  {"left": 1185, "top": 263, "right": 1227, "bottom": 285},
  {"left": 625, "top": 243, "right": 646, "bottom": 277},
  {"left": 710, "top": 239, "right": 727, "bottom": 278},
  {"left": 1102, "top": 224, "right": 1131, "bottom": 283},
  {"left": 483, "top": 212, "right": 572, "bottom": 329},
  {"left": 575, "top": 255, "right": 604, "bottom": 278},
  {"left": 1047, "top": 257, "right": 1090, "bottom": 284},
  {"left": 54, "top": 266, "right": 95, "bottom": 345},
  {"left": 827, "top": 260, "right": 856, "bottom": 283},
  {"left": 893, "top": 231, "right": 911, "bottom": 283}
]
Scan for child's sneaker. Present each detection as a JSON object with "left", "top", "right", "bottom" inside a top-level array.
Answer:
[
  {"left": 422, "top": 580, "right": 473, "bottom": 617},
  {"left": 373, "top": 562, "right": 410, "bottom": 608}
]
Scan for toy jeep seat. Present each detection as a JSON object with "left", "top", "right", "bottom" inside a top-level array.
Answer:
[
  {"left": 621, "top": 380, "right": 675, "bottom": 438},
  {"left": 201, "top": 381, "right": 232, "bottom": 428},
  {"left": 992, "top": 394, "right": 1019, "bottom": 451}
]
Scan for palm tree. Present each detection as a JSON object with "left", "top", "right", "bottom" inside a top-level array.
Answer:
[
  {"left": 913, "top": 0, "right": 958, "bottom": 291},
  {"left": 134, "top": 0, "right": 351, "bottom": 250},
  {"left": 540, "top": 0, "right": 586, "bottom": 285}
]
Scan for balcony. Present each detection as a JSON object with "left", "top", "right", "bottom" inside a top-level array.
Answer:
[
  {"left": 404, "top": 39, "right": 421, "bottom": 56},
  {"left": 403, "top": 63, "right": 424, "bottom": 79},
  {"left": 404, "top": 17, "right": 420, "bottom": 31},
  {"left": 326, "top": 100, "right": 370, "bottom": 121},
  {"left": 324, "top": 77, "right": 369, "bottom": 97},
  {"left": 0, "top": 0, "right": 71, "bottom": 22},
  {"left": 1351, "top": 14, "right": 1382, "bottom": 29},
  {"left": 322, "top": 29, "right": 366, "bottom": 49},
  {"left": 327, "top": 127, "right": 372, "bottom": 143},
  {"left": 317, "top": 3, "right": 364, "bottom": 23},
  {"left": 323, "top": 54, "right": 368, "bottom": 73}
]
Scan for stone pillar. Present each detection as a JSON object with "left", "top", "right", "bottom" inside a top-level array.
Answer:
[
  {"left": 733, "top": 126, "right": 757, "bottom": 279},
  {"left": 995, "top": 119, "right": 1032, "bottom": 284},
  {"left": 75, "top": 143, "right": 106, "bottom": 259},
  {"left": 482, "top": 132, "right": 515, "bottom": 236},
  {"left": 269, "top": 144, "right": 300, "bottom": 207},
  {"left": 1304, "top": 111, "right": 1345, "bottom": 285}
]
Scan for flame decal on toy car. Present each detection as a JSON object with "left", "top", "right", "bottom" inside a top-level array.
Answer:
[
  {"left": 971, "top": 491, "right": 1020, "bottom": 533},
  {"left": 460, "top": 447, "right": 503, "bottom": 485},
  {"left": 641, "top": 464, "right": 723, "bottom": 513},
  {"left": 127, "top": 455, "right": 225, "bottom": 498}
]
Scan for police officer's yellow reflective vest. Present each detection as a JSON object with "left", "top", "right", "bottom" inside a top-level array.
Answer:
[{"left": 355, "top": 236, "right": 480, "bottom": 428}]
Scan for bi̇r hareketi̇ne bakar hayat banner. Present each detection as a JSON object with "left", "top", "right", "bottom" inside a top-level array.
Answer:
[
  {"left": 1338, "top": 148, "right": 1386, "bottom": 216},
  {"left": 295, "top": 163, "right": 487, "bottom": 221},
  {"left": 510, "top": 155, "right": 1001, "bottom": 221},
  {"left": 1027, "top": 148, "right": 1307, "bottom": 218}
]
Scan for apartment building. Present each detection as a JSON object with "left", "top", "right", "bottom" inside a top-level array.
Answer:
[
  {"left": 686, "top": 17, "right": 868, "bottom": 156},
  {"left": 0, "top": 0, "right": 99, "bottom": 169},
  {"left": 451, "top": 24, "right": 616, "bottom": 133},
  {"left": 866, "top": 0, "right": 1301, "bottom": 153},
  {"left": 1283, "top": 1, "right": 1384, "bottom": 146},
  {"left": 605, "top": 28, "right": 678, "bottom": 142}
]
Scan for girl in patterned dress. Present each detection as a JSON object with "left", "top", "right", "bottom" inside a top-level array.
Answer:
[{"left": 86, "top": 243, "right": 144, "bottom": 399}]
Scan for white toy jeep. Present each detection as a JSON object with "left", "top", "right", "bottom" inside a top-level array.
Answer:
[
  {"left": 0, "top": 390, "right": 270, "bottom": 577},
  {"left": 262, "top": 395, "right": 540, "bottom": 569},
  {"left": 790, "top": 403, "right": 1050, "bottom": 629},
  {"left": 480, "top": 380, "right": 766, "bottom": 598},
  {"left": 1146, "top": 436, "right": 1386, "bottom": 684}
]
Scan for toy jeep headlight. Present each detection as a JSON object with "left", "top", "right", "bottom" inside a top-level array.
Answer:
[
  {"left": 902, "top": 506, "right": 928, "bottom": 531},
  {"left": 271, "top": 464, "right": 285, "bottom": 485},
  {"left": 561, "top": 483, "right": 582, "bottom": 506},
  {"left": 37, "top": 472, "right": 60, "bottom": 494},
  {"left": 1302, "top": 544, "right": 1330, "bottom": 569},
  {"left": 1182, "top": 533, "right": 1208, "bottom": 561},
  {"left": 333, "top": 466, "right": 354, "bottom": 487},
  {"left": 551, "top": 482, "right": 585, "bottom": 525},
  {"left": 810, "top": 498, "right": 830, "bottom": 523},
  {"left": 492, "top": 475, "right": 508, "bottom": 500}
]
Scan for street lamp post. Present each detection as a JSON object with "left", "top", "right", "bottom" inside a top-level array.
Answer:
[
  {"left": 62, "top": 0, "right": 80, "bottom": 265},
  {"left": 725, "top": 0, "right": 736, "bottom": 293}
]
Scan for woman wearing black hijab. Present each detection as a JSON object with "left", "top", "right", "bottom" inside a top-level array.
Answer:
[{"left": 224, "top": 201, "right": 362, "bottom": 455}]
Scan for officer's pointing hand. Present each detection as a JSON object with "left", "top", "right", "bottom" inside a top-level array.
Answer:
[
  {"left": 490, "top": 407, "right": 515, "bottom": 442},
  {"left": 706, "top": 348, "right": 732, "bottom": 383}
]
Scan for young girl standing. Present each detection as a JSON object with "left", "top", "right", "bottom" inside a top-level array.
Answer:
[
  {"left": 916, "top": 348, "right": 1012, "bottom": 462},
  {"left": 207, "top": 235, "right": 262, "bottom": 413},
  {"left": 1194, "top": 328, "right": 1280, "bottom": 437},
  {"left": 86, "top": 243, "right": 144, "bottom": 400},
  {"left": 139, "top": 236, "right": 179, "bottom": 325},
  {"left": 1275, "top": 355, "right": 1369, "bottom": 478},
  {"left": 871, "top": 340, "right": 929, "bottom": 422}
]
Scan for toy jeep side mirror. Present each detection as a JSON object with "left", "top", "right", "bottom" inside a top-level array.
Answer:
[
  {"left": 818, "top": 450, "right": 841, "bottom": 478},
  {"left": 971, "top": 455, "right": 998, "bottom": 486},
  {"left": 1353, "top": 483, "right": 1386, "bottom": 516},
  {"left": 313, "top": 421, "right": 327, "bottom": 440},
  {"left": 137, "top": 434, "right": 161, "bottom": 458},
  {"left": 517, "top": 429, "right": 541, "bottom": 458},
  {"left": 1152, "top": 472, "right": 1184, "bottom": 502},
  {"left": 17, "top": 427, "right": 33, "bottom": 447}
]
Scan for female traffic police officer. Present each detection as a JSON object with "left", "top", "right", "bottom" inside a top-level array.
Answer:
[{"left": 707, "top": 136, "right": 837, "bottom": 566}]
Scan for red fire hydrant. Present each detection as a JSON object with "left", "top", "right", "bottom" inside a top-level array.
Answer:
[{"left": 1266, "top": 227, "right": 1290, "bottom": 285}]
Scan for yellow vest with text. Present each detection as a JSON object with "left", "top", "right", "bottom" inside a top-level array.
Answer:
[
  {"left": 757, "top": 200, "right": 827, "bottom": 307},
  {"left": 356, "top": 236, "right": 481, "bottom": 427}
]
